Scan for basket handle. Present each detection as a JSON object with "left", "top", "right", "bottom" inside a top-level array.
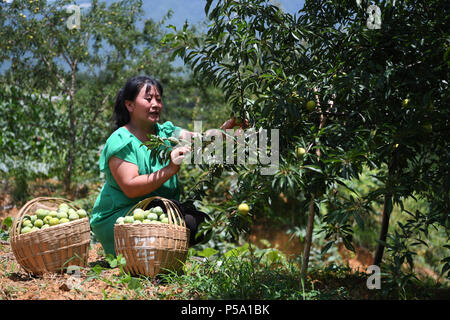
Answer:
[
  {"left": 124, "top": 196, "right": 186, "bottom": 228},
  {"left": 162, "top": 198, "right": 185, "bottom": 228},
  {"left": 10, "top": 197, "right": 79, "bottom": 238}
]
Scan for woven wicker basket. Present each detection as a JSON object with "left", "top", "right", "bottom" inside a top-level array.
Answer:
[
  {"left": 10, "top": 197, "right": 91, "bottom": 275},
  {"left": 114, "top": 196, "right": 190, "bottom": 277}
]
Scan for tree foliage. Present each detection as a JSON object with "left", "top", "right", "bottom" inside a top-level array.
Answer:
[
  {"left": 0, "top": 0, "right": 191, "bottom": 193},
  {"left": 163, "top": 0, "right": 449, "bottom": 282}
]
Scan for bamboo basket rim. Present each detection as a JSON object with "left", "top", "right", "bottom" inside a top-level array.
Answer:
[
  {"left": 124, "top": 196, "right": 187, "bottom": 229},
  {"left": 10, "top": 197, "right": 82, "bottom": 239}
]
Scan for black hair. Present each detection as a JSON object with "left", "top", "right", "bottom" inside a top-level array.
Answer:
[{"left": 113, "top": 75, "right": 163, "bottom": 130}]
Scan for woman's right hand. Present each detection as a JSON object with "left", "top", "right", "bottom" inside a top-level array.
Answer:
[
  {"left": 169, "top": 146, "right": 191, "bottom": 172},
  {"left": 220, "top": 117, "right": 249, "bottom": 130}
]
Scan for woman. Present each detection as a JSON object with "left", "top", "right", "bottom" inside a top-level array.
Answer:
[{"left": 90, "top": 75, "right": 242, "bottom": 256}]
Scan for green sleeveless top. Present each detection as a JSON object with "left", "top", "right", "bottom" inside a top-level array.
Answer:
[{"left": 90, "top": 121, "right": 182, "bottom": 255}]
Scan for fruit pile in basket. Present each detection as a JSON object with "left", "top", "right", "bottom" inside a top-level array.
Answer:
[
  {"left": 115, "top": 206, "right": 173, "bottom": 225},
  {"left": 20, "top": 203, "right": 88, "bottom": 234}
]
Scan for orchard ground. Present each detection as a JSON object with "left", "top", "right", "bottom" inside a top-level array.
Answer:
[{"left": 0, "top": 179, "right": 448, "bottom": 300}]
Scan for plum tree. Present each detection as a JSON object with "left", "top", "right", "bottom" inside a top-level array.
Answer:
[{"left": 164, "top": 0, "right": 449, "bottom": 282}]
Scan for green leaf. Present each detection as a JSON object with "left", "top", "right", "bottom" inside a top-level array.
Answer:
[
  {"left": 91, "top": 264, "right": 103, "bottom": 276},
  {"left": 343, "top": 237, "right": 355, "bottom": 252},
  {"left": 224, "top": 243, "right": 249, "bottom": 258},
  {"left": 303, "top": 165, "right": 323, "bottom": 174},
  {"left": 336, "top": 179, "right": 359, "bottom": 195},
  {"left": 321, "top": 241, "right": 334, "bottom": 254},
  {"left": 406, "top": 254, "right": 414, "bottom": 269},
  {"left": 127, "top": 277, "right": 141, "bottom": 290},
  {"left": 197, "top": 247, "right": 219, "bottom": 258},
  {"left": 105, "top": 254, "right": 118, "bottom": 268},
  {"left": 412, "top": 238, "right": 429, "bottom": 247},
  {"left": 441, "top": 263, "right": 450, "bottom": 276},
  {"left": 1, "top": 217, "right": 13, "bottom": 230},
  {"left": 352, "top": 211, "right": 364, "bottom": 230}
]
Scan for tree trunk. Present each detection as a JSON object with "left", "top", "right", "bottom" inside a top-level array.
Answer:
[
  {"left": 373, "top": 193, "right": 393, "bottom": 266},
  {"left": 63, "top": 153, "right": 74, "bottom": 194},
  {"left": 301, "top": 195, "right": 316, "bottom": 281},
  {"left": 300, "top": 88, "right": 330, "bottom": 282},
  {"left": 63, "top": 62, "right": 78, "bottom": 195}
]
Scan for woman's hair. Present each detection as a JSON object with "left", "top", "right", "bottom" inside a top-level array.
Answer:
[{"left": 113, "top": 75, "right": 163, "bottom": 130}]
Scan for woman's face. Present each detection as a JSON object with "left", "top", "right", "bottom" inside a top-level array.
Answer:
[{"left": 127, "top": 84, "right": 162, "bottom": 126}]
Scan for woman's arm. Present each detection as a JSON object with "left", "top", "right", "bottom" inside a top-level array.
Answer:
[
  {"left": 178, "top": 117, "right": 249, "bottom": 142},
  {"left": 109, "top": 146, "right": 189, "bottom": 199}
]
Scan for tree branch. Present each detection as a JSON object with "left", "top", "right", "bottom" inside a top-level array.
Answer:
[
  {"left": 40, "top": 55, "right": 66, "bottom": 91},
  {"left": 79, "top": 93, "right": 111, "bottom": 149}
]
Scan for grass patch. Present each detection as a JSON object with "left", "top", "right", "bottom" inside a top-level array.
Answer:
[{"left": 156, "top": 245, "right": 449, "bottom": 300}]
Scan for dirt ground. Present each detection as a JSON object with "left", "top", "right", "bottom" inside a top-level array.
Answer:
[
  {"left": 0, "top": 186, "right": 445, "bottom": 300},
  {"left": 1, "top": 241, "right": 141, "bottom": 300}
]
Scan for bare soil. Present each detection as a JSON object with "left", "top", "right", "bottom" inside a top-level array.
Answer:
[{"left": 1, "top": 242, "right": 138, "bottom": 300}]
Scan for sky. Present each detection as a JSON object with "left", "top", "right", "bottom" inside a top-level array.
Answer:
[
  {"left": 3, "top": 0, "right": 306, "bottom": 32},
  {"left": 4, "top": 0, "right": 306, "bottom": 25},
  {"left": 80, "top": 0, "right": 306, "bottom": 29},
  {"left": 147, "top": 0, "right": 306, "bottom": 27}
]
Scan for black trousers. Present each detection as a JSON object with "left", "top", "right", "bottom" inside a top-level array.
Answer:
[{"left": 145, "top": 199, "right": 211, "bottom": 246}]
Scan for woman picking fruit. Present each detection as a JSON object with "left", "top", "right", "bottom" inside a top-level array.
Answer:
[{"left": 90, "top": 75, "right": 245, "bottom": 256}]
